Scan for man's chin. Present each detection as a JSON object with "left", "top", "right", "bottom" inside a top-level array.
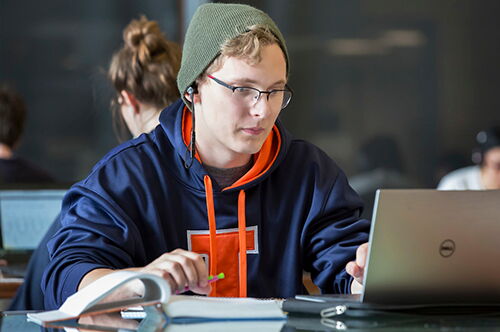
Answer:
[{"left": 235, "top": 143, "right": 265, "bottom": 156}]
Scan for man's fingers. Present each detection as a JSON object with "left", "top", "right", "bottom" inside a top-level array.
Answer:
[
  {"left": 189, "top": 283, "right": 211, "bottom": 295},
  {"left": 142, "top": 254, "right": 189, "bottom": 291},
  {"left": 166, "top": 253, "right": 200, "bottom": 289},
  {"left": 355, "top": 243, "right": 369, "bottom": 268},
  {"left": 143, "top": 249, "right": 209, "bottom": 293},
  {"left": 161, "top": 260, "right": 189, "bottom": 291},
  {"left": 346, "top": 261, "right": 364, "bottom": 284},
  {"left": 175, "top": 250, "right": 209, "bottom": 287},
  {"left": 346, "top": 261, "right": 359, "bottom": 277},
  {"left": 141, "top": 267, "right": 179, "bottom": 293},
  {"left": 162, "top": 272, "right": 177, "bottom": 293}
]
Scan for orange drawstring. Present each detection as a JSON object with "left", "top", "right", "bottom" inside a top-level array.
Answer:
[
  {"left": 203, "top": 176, "right": 248, "bottom": 297},
  {"left": 203, "top": 176, "right": 218, "bottom": 296},
  {"left": 183, "top": 109, "right": 279, "bottom": 298},
  {"left": 238, "top": 190, "right": 248, "bottom": 297}
]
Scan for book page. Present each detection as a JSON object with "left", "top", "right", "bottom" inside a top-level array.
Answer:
[{"left": 165, "top": 295, "right": 286, "bottom": 319}]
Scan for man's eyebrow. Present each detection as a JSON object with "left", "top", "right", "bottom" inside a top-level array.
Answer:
[{"left": 231, "top": 78, "right": 287, "bottom": 87}]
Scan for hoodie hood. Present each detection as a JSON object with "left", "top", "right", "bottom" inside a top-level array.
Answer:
[{"left": 159, "top": 98, "right": 291, "bottom": 192}]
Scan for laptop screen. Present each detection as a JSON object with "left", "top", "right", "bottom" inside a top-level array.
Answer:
[
  {"left": 0, "top": 189, "right": 66, "bottom": 250},
  {"left": 362, "top": 189, "right": 500, "bottom": 305}
]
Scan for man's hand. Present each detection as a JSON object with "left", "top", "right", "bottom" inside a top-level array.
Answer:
[
  {"left": 345, "top": 242, "right": 369, "bottom": 294},
  {"left": 79, "top": 249, "right": 210, "bottom": 300},
  {"left": 139, "top": 248, "right": 210, "bottom": 295}
]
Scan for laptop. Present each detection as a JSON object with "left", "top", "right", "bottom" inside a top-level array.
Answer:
[
  {"left": 0, "top": 187, "right": 66, "bottom": 276},
  {"left": 296, "top": 189, "right": 500, "bottom": 306}
]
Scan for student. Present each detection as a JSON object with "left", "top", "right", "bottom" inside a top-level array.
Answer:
[
  {"left": 8, "top": 16, "right": 181, "bottom": 310},
  {"left": 438, "top": 126, "right": 500, "bottom": 190},
  {"left": 0, "top": 85, "right": 54, "bottom": 184},
  {"left": 43, "top": 3, "right": 370, "bottom": 309}
]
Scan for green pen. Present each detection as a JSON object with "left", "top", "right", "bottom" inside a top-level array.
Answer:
[{"left": 177, "top": 272, "right": 225, "bottom": 294}]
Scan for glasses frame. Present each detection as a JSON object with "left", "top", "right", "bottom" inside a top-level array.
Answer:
[{"left": 206, "top": 74, "right": 293, "bottom": 109}]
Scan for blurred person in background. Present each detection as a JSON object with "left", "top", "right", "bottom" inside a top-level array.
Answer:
[
  {"left": 0, "top": 85, "right": 54, "bottom": 184},
  {"left": 349, "top": 135, "right": 416, "bottom": 219},
  {"left": 433, "top": 151, "right": 469, "bottom": 187},
  {"left": 8, "top": 15, "right": 181, "bottom": 310},
  {"left": 109, "top": 15, "right": 181, "bottom": 140},
  {"left": 438, "top": 126, "right": 500, "bottom": 190}
]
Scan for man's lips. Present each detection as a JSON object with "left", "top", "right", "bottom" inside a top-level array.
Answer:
[{"left": 242, "top": 127, "right": 265, "bottom": 135}]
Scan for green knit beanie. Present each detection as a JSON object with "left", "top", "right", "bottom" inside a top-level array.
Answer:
[{"left": 177, "top": 3, "right": 289, "bottom": 107}]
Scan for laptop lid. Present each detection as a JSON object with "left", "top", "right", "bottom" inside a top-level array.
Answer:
[
  {"left": 362, "top": 189, "right": 500, "bottom": 305},
  {"left": 0, "top": 188, "right": 66, "bottom": 251}
]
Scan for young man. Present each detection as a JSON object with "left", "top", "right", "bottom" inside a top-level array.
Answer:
[{"left": 43, "top": 3, "right": 369, "bottom": 309}]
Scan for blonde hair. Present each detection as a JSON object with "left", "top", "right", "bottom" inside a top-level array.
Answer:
[{"left": 200, "top": 25, "right": 281, "bottom": 83}]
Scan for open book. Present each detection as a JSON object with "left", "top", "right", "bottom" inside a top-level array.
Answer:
[{"left": 27, "top": 271, "right": 286, "bottom": 326}]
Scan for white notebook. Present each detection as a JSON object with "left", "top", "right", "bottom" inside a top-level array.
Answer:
[{"left": 27, "top": 271, "right": 285, "bottom": 326}]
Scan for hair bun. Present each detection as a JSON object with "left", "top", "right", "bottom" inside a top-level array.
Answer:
[
  {"left": 123, "top": 15, "right": 166, "bottom": 64},
  {"left": 109, "top": 15, "right": 181, "bottom": 113}
]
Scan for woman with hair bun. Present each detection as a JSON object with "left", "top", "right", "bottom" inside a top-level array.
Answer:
[
  {"left": 109, "top": 15, "right": 181, "bottom": 139},
  {"left": 8, "top": 16, "right": 181, "bottom": 311}
]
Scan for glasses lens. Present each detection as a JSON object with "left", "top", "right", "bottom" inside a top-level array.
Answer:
[
  {"left": 232, "top": 85, "right": 292, "bottom": 110},
  {"left": 234, "top": 87, "right": 260, "bottom": 105},
  {"left": 281, "top": 90, "right": 292, "bottom": 109}
]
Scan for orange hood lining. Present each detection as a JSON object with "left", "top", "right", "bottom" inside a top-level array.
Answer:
[{"left": 181, "top": 107, "right": 281, "bottom": 190}]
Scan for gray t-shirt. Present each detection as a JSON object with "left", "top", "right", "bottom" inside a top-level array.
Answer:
[{"left": 203, "top": 160, "right": 253, "bottom": 189}]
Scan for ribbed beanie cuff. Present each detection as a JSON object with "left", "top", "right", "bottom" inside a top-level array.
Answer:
[{"left": 177, "top": 3, "right": 289, "bottom": 107}]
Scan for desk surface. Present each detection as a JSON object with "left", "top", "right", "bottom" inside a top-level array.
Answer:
[
  {"left": 0, "top": 278, "right": 23, "bottom": 299},
  {"left": 2, "top": 307, "right": 500, "bottom": 331}
]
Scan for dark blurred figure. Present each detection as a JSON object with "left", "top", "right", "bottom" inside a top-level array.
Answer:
[
  {"left": 350, "top": 135, "right": 415, "bottom": 220},
  {"left": 8, "top": 15, "right": 181, "bottom": 311},
  {"left": 438, "top": 126, "right": 500, "bottom": 190},
  {"left": 0, "top": 85, "right": 54, "bottom": 184},
  {"left": 433, "top": 151, "right": 469, "bottom": 187}
]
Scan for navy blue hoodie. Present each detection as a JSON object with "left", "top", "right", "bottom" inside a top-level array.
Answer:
[{"left": 43, "top": 99, "right": 370, "bottom": 309}]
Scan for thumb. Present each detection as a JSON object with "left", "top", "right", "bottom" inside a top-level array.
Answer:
[{"left": 346, "top": 261, "right": 364, "bottom": 285}]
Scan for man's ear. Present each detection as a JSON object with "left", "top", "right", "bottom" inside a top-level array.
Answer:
[
  {"left": 120, "top": 90, "right": 140, "bottom": 114},
  {"left": 184, "top": 86, "right": 199, "bottom": 104}
]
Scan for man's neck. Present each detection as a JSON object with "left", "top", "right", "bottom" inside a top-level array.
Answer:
[
  {"left": 198, "top": 147, "right": 252, "bottom": 169},
  {"left": 0, "top": 144, "right": 13, "bottom": 159},
  {"left": 193, "top": 114, "right": 253, "bottom": 169}
]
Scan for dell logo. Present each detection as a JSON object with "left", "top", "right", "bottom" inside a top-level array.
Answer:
[{"left": 439, "top": 239, "right": 455, "bottom": 257}]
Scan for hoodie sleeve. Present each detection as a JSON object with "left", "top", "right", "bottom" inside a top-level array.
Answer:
[
  {"left": 41, "top": 184, "right": 143, "bottom": 310},
  {"left": 302, "top": 166, "right": 371, "bottom": 294}
]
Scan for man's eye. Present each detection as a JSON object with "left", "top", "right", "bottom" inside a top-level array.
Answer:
[
  {"left": 234, "top": 87, "right": 253, "bottom": 95},
  {"left": 269, "top": 90, "right": 285, "bottom": 98}
]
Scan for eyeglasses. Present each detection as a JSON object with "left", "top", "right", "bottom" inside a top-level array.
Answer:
[{"left": 207, "top": 75, "right": 293, "bottom": 110}]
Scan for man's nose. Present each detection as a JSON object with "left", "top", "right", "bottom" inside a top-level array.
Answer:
[{"left": 250, "top": 94, "right": 271, "bottom": 117}]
